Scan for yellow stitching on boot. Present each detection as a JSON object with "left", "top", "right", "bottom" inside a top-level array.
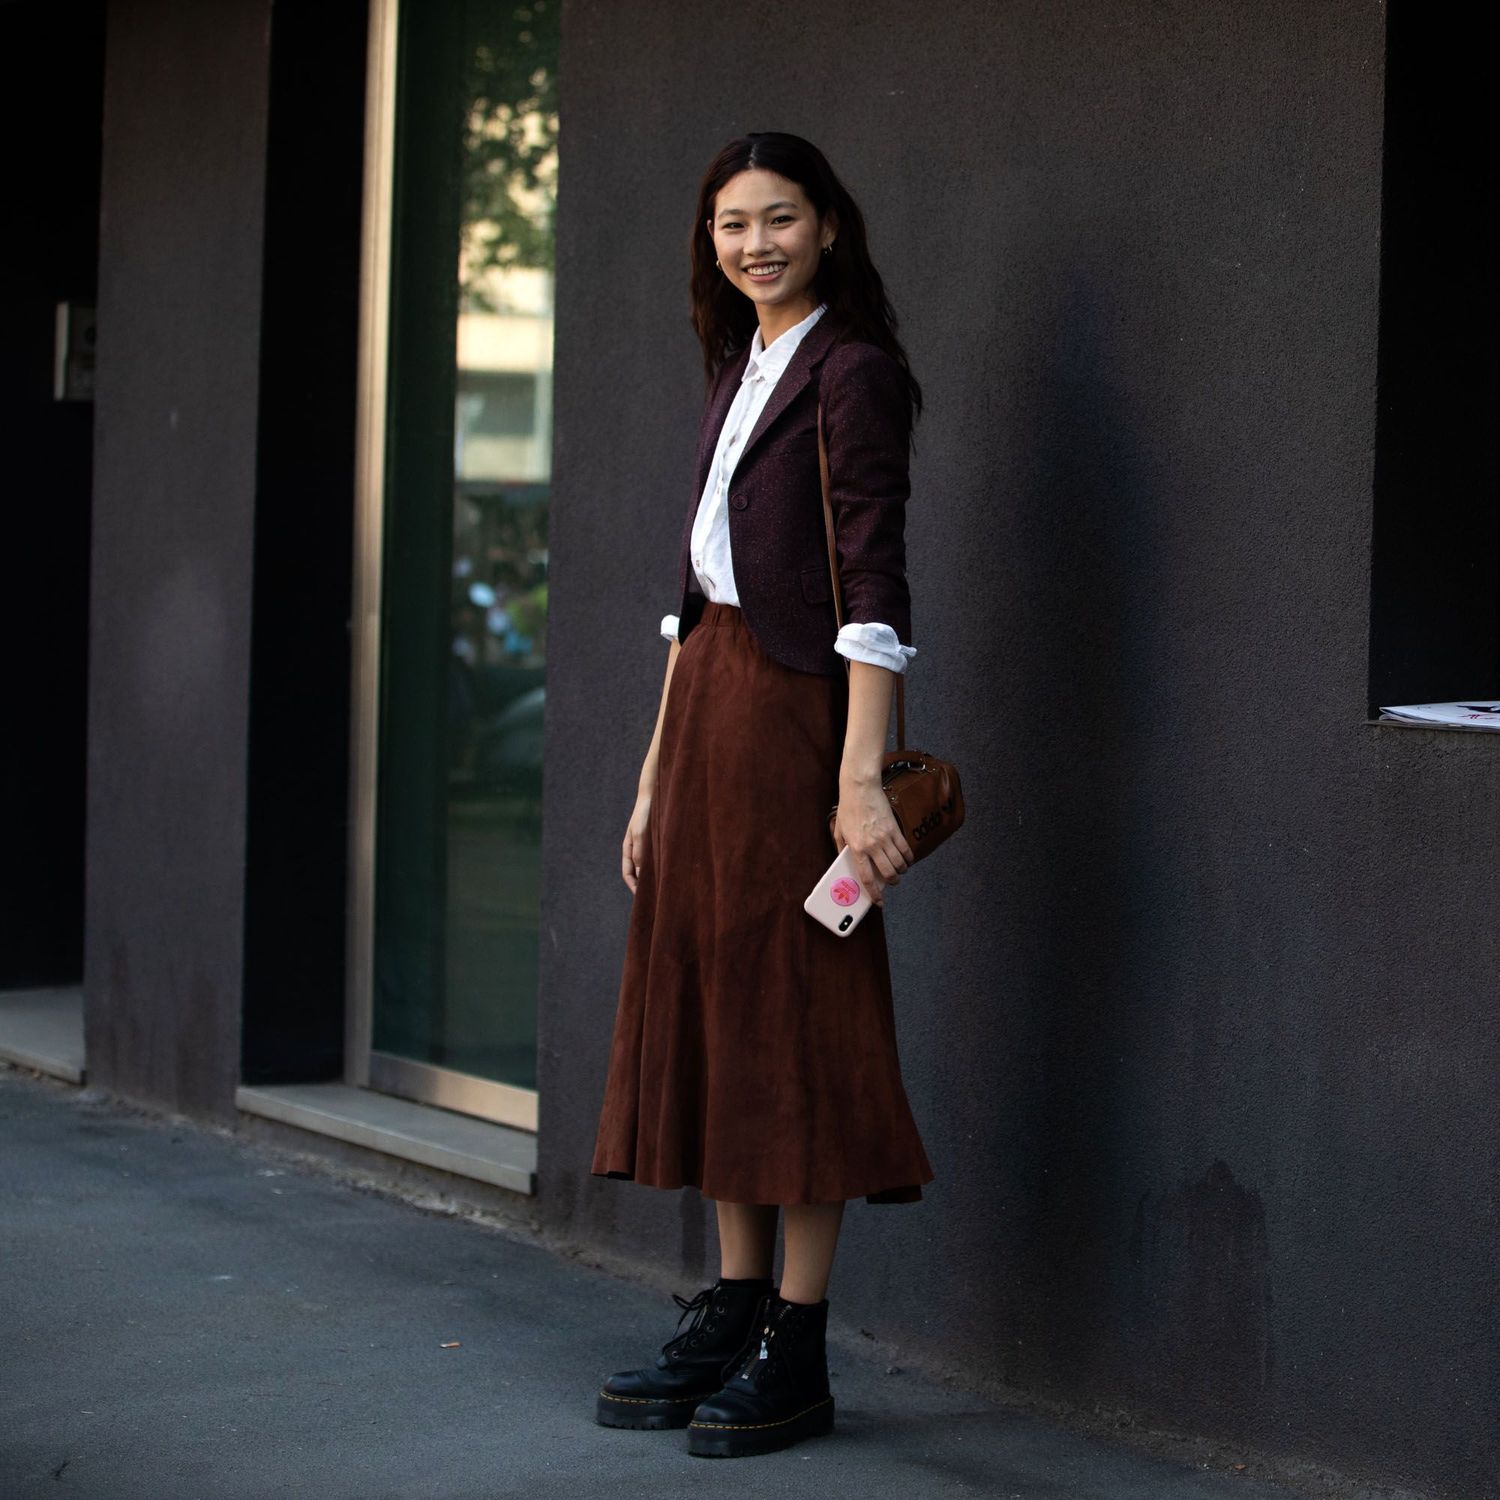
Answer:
[
  {"left": 598, "top": 1390, "right": 705, "bottom": 1404},
  {"left": 688, "top": 1396, "right": 834, "bottom": 1431}
]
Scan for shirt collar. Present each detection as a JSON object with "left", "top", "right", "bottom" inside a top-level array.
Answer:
[{"left": 743, "top": 301, "right": 828, "bottom": 384}]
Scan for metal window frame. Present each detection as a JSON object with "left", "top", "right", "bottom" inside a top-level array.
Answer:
[{"left": 346, "top": 0, "right": 539, "bottom": 1137}]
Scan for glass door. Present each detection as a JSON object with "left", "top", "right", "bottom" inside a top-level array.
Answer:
[{"left": 351, "top": 0, "right": 557, "bottom": 1130}]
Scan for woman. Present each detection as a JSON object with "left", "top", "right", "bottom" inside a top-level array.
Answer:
[{"left": 590, "top": 131, "right": 932, "bottom": 1460}]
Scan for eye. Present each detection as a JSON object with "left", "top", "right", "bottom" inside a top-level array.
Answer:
[{"left": 772, "top": 215, "right": 794, "bottom": 224}]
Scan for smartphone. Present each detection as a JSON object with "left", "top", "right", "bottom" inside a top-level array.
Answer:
[{"left": 803, "top": 844, "right": 877, "bottom": 937}]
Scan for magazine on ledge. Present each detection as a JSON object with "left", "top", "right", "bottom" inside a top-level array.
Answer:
[{"left": 1377, "top": 701, "right": 1500, "bottom": 730}]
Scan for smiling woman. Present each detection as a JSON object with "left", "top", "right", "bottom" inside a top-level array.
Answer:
[
  {"left": 713, "top": 190, "right": 819, "bottom": 299},
  {"left": 588, "top": 132, "right": 930, "bottom": 1461}
]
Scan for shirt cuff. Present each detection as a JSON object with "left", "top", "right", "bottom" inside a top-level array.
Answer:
[
  {"left": 660, "top": 613, "right": 680, "bottom": 643},
  {"left": 834, "top": 621, "right": 916, "bottom": 674}
]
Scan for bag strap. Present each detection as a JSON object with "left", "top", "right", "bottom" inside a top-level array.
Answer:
[{"left": 816, "top": 399, "right": 907, "bottom": 748}]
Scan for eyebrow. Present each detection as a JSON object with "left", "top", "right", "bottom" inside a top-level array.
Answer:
[{"left": 716, "top": 200, "right": 799, "bottom": 221}]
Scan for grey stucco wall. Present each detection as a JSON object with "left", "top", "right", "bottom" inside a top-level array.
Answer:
[
  {"left": 85, "top": 0, "right": 273, "bottom": 1119},
  {"left": 539, "top": 3, "right": 1497, "bottom": 1495}
]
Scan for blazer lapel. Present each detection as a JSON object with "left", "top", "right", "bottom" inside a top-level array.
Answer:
[
  {"left": 696, "top": 344, "right": 751, "bottom": 495},
  {"left": 736, "top": 312, "right": 839, "bottom": 466},
  {"left": 693, "top": 313, "right": 840, "bottom": 495}
]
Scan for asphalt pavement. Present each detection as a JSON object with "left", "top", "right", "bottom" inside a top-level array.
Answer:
[{"left": 0, "top": 1065, "right": 1307, "bottom": 1500}]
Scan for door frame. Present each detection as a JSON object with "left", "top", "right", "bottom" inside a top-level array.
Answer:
[{"left": 345, "top": 0, "right": 539, "bottom": 1135}]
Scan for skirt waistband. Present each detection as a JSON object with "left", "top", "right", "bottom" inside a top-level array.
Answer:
[{"left": 697, "top": 601, "right": 744, "bottom": 627}]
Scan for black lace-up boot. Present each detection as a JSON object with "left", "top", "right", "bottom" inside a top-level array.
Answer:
[
  {"left": 595, "top": 1275, "right": 773, "bottom": 1430},
  {"left": 686, "top": 1289, "right": 835, "bottom": 1458}
]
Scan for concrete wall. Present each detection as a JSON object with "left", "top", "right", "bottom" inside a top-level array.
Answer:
[
  {"left": 85, "top": 0, "right": 273, "bottom": 1118},
  {"left": 539, "top": 4, "right": 1498, "bottom": 1495}
]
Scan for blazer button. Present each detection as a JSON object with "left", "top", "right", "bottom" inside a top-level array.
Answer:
[{"left": 730, "top": 493, "right": 748, "bottom": 510}]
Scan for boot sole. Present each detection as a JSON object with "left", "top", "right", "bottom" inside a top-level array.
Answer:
[
  {"left": 686, "top": 1395, "right": 835, "bottom": 1457},
  {"left": 595, "top": 1389, "right": 710, "bottom": 1430}
]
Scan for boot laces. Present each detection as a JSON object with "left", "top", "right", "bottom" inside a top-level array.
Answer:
[{"left": 661, "top": 1285, "right": 719, "bottom": 1358}]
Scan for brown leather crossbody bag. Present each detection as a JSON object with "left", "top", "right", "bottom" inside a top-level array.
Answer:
[{"left": 817, "top": 401, "right": 966, "bottom": 862}]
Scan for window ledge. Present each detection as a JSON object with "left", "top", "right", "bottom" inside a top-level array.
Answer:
[
  {"left": 0, "top": 987, "right": 85, "bottom": 1084},
  {"left": 1366, "top": 717, "right": 1500, "bottom": 735},
  {"left": 236, "top": 1081, "right": 536, "bottom": 1196}
]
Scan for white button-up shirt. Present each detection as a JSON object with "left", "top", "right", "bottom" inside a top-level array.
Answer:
[{"left": 660, "top": 301, "right": 916, "bottom": 674}]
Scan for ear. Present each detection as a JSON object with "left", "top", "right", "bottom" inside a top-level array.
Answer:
[{"left": 822, "top": 208, "right": 840, "bottom": 250}]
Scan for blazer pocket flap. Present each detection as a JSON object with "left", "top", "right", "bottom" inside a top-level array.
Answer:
[{"left": 800, "top": 563, "right": 833, "bottom": 605}]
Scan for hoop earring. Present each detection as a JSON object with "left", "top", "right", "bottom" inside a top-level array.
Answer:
[{"left": 821, "top": 243, "right": 833, "bottom": 257}]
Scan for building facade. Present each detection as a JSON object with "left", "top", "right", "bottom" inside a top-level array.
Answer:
[{"left": 2, "top": 2, "right": 1495, "bottom": 1496}]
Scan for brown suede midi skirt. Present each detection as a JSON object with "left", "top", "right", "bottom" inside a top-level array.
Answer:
[{"left": 590, "top": 601, "right": 934, "bottom": 1206}]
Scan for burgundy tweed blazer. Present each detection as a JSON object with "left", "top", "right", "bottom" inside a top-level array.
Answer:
[{"left": 673, "top": 313, "right": 913, "bottom": 676}]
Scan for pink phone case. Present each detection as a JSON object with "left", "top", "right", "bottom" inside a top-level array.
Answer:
[{"left": 803, "top": 844, "right": 876, "bottom": 937}]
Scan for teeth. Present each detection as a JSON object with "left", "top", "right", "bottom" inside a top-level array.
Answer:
[{"left": 746, "top": 264, "right": 785, "bottom": 276}]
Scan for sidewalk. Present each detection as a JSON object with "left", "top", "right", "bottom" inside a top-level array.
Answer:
[{"left": 1, "top": 1066, "right": 1303, "bottom": 1500}]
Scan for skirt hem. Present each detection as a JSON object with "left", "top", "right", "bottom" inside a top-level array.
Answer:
[{"left": 590, "top": 1163, "right": 931, "bottom": 1207}]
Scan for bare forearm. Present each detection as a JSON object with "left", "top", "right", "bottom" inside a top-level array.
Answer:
[
  {"left": 834, "top": 660, "right": 910, "bottom": 901},
  {"left": 639, "top": 640, "right": 681, "bottom": 792},
  {"left": 840, "top": 659, "right": 895, "bottom": 787}
]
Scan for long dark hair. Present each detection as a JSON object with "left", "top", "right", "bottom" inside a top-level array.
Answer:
[{"left": 688, "top": 131, "right": 922, "bottom": 432}]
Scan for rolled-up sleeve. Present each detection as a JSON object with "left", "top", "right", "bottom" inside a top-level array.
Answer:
[
  {"left": 820, "top": 342, "right": 913, "bottom": 647},
  {"left": 835, "top": 620, "right": 916, "bottom": 673},
  {"left": 660, "top": 613, "right": 680, "bottom": 643}
]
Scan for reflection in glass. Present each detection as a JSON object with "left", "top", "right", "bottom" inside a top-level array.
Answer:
[{"left": 373, "top": 1, "right": 557, "bottom": 1099}]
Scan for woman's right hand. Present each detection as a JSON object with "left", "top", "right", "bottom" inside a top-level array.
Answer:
[{"left": 621, "top": 786, "right": 652, "bottom": 893}]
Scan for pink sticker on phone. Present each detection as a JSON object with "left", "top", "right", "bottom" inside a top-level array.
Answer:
[{"left": 830, "top": 876, "right": 861, "bottom": 907}]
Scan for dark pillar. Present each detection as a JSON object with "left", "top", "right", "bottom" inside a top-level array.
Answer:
[{"left": 84, "top": 0, "right": 274, "bottom": 1118}]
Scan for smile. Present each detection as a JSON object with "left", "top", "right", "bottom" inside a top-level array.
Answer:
[{"left": 744, "top": 262, "right": 787, "bottom": 280}]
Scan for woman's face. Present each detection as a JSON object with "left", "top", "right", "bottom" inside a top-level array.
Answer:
[{"left": 708, "top": 168, "right": 832, "bottom": 315}]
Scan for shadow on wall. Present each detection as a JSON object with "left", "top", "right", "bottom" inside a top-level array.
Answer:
[{"left": 991, "top": 259, "right": 1274, "bottom": 1420}]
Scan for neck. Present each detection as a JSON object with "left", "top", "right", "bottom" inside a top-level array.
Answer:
[{"left": 757, "top": 296, "right": 818, "bottom": 349}]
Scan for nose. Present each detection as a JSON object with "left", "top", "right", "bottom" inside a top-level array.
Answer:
[{"left": 747, "top": 221, "right": 775, "bottom": 256}]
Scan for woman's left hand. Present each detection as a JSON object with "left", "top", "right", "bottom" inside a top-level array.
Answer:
[{"left": 833, "top": 774, "right": 914, "bottom": 907}]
